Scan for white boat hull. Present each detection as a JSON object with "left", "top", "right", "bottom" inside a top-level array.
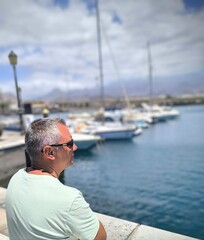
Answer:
[
  {"left": 72, "top": 133, "right": 101, "bottom": 150},
  {"left": 80, "top": 122, "right": 137, "bottom": 140},
  {"left": 93, "top": 128, "right": 135, "bottom": 140}
]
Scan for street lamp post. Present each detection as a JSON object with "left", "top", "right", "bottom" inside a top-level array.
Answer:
[{"left": 8, "top": 51, "right": 24, "bottom": 134}]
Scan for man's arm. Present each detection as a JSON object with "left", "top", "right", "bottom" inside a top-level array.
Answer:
[{"left": 94, "top": 221, "right": 106, "bottom": 240}]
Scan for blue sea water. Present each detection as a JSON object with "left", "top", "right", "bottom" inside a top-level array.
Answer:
[
  {"left": 62, "top": 105, "right": 204, "bottom": 239},
  {"left": 1, "top": 105, "right": 203, "bottom": 238}
]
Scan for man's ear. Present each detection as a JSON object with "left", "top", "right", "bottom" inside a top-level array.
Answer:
[{"left": 43, "top": 146, "right": 55, "bottom": 160}]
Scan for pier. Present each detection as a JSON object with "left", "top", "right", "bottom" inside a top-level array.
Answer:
[{"left": 0, "top": 131, "right": 25, "bottom": 186}]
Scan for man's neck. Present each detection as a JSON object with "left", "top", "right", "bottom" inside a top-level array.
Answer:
[{"left": 26, "top": 166, "right": 59, "bottom": 178}]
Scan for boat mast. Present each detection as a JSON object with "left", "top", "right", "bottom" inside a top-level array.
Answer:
[
  {"left": 147, "top": 41, "right": 153, "bottom": 106},
  {"left": 95, "top": 0, "right": 105, "bottom": 122}
]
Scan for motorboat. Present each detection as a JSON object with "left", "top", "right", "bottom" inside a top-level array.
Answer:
[
  {"left": 97, "top": 109, "right": 150, "bottom": 129},
  {"left": 78, "top": 120, "right": 137, "bottom": 140},
  {"left": 141, "top": 103, "right": 180, "bottom": 122},
  {"left": 0, "top": 127, "right": 101, "bottom": 151},
  {"left": 120, "top": 109, "right": 153, "bottom": 126},
  {"left": 134, "top": 127, "right": 143, "bottom": 136},
  {"left": 72, "top": 133, "right": 102, "bottom": 150}
]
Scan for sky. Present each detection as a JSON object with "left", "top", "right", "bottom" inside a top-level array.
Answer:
[{"left": 0, "top": 0, "right": 204, "bottom": 100}]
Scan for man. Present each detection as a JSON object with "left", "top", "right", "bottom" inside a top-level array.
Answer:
[
  {"left": 6, "top": 118, "right": 106, "bottom": 240},
  {"left": 42, "top": 106, "right": 49, "bottom": 118}
]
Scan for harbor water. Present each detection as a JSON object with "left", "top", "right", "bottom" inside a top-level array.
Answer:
[
  {"left": 1, "top": 105, "right": 204, "bottom": 239},
  {"left": 63, "top": 105, "right": 204, "bottom": 239}
]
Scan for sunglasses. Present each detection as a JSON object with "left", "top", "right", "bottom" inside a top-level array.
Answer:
[{"left": 50, "top": 139, "right": 74, "bottom": 149}]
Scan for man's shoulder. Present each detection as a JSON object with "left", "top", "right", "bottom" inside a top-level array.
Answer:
[
  {"left": 8, "top": 168, "right": 25, "bottom": 183},
  {"left": 59, "top": 183, "right": 82, "bottom": 197},
  {"left": 52, "top": 183, "right": 84, "bottom": 208}
]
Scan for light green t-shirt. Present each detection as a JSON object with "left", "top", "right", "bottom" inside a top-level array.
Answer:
[{"left": 6, "top": 169, "right": 99, "bottom": 240}]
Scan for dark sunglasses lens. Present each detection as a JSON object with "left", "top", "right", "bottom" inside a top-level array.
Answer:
[{"left": 67, "top": 140, "right": 74, "bottom": 148}]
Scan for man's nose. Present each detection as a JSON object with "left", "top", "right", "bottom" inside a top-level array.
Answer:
[{"left": 73, "top": 144, "right": 78, "bottom": 151}]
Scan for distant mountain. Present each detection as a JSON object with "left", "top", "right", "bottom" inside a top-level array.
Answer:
[
  {"left": 119, "top": 75, "right": 204, "bottom": 97},
  {"left": 38, "top": 87, "right": 101, "bottom": 102},
  {"left": 0, "top": 91, "right": 16, "bottom": 102},
  {"left": 37, "top": 76, "right": 203, "bottom": 102},
  {"left": 4, "top": 76, "right": 204, "bottom": 103}
]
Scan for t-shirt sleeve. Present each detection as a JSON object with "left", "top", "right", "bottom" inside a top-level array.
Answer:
[{"left": 66, "top": 191, "right": 99, "bottom": 240}]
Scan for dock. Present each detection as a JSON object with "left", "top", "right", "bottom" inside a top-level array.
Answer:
[
  {"left": 0, "top": 131, "right": 25, "bottom": 152},
  {"left": 0, "top": 187, "right": 198, "bottom": 240},
  {"left": 0, "top": 131, "right": 25, "bottom": 185},
  {"left": 0, "top": 131, "right": 25, "bottom": 186}
]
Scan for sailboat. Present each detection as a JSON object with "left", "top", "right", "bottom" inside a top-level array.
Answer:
[
  {"left": 80, "top": 0, "right": 137, "bottom": 140},
  {"left": 141, "top": 42, "right": 180, "bottom": 122},
  {"left": 96, "top": 17, "right": 152, "bottom": 129}
]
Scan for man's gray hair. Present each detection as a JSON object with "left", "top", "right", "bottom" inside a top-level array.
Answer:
[{"left": 25, "top": 118, "right": 66, "bottom": 160}]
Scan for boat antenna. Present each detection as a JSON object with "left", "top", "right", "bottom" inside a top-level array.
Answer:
[
  {"left": 101, "top": 19, "right": 131, "bottom": 110},
  {"left": 95, "top": 0, "right": 105, "bottom": 124},
  {"left": 147, "top": 41, "right": 153, "bottom": 106}
]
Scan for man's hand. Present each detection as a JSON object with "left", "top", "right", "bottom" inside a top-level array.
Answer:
[{"left": 94, "top": 221, "right": 107, "bottom": 240}]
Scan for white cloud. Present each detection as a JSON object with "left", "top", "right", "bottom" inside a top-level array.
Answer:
[{"left": 0, "top": 0, "right": 204, "bottom": 99}]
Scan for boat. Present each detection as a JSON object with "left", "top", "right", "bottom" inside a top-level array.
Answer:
[
  {"left": 134, "top": 127, "right": 143, "bottom": 136},
  {"left": 79, "top": 121, "right": 137, "bottom": 140},
  {"left": 120, "top": 109, "right": 152, "bottom": 127},
  {"left": 100, "top": 109, "right": 150, "bottom": 129},
  {"left": 2, "top": 114, "right": 34, "bottom": 132},
  {"left": 4, "top": 124, "right": 21, "bottom": 131},
  {"left": 83, "top": 2, "right": 139, "bottom": 141},
  {"left": 143, "top": 42, "right": 180, "bottom": 123},
  {"left": 0, "top": 127, "right": 101, "bottom": 152},
  {"left": 72, "top": 133, "right": 102, "bottom": 150},
  {"left": 141, "top": 103, "right": 180, "bottom": 122}
]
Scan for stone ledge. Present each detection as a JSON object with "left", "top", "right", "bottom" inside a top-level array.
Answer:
[
  {"left": 96, "top": 213, "right": 139, "bottom": 239},
  {"left": 96, "top": 213, "right": 199, "bottom": 240},
  {"left": 127, "top": 224, "right": 198, "bottom": 240}
]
